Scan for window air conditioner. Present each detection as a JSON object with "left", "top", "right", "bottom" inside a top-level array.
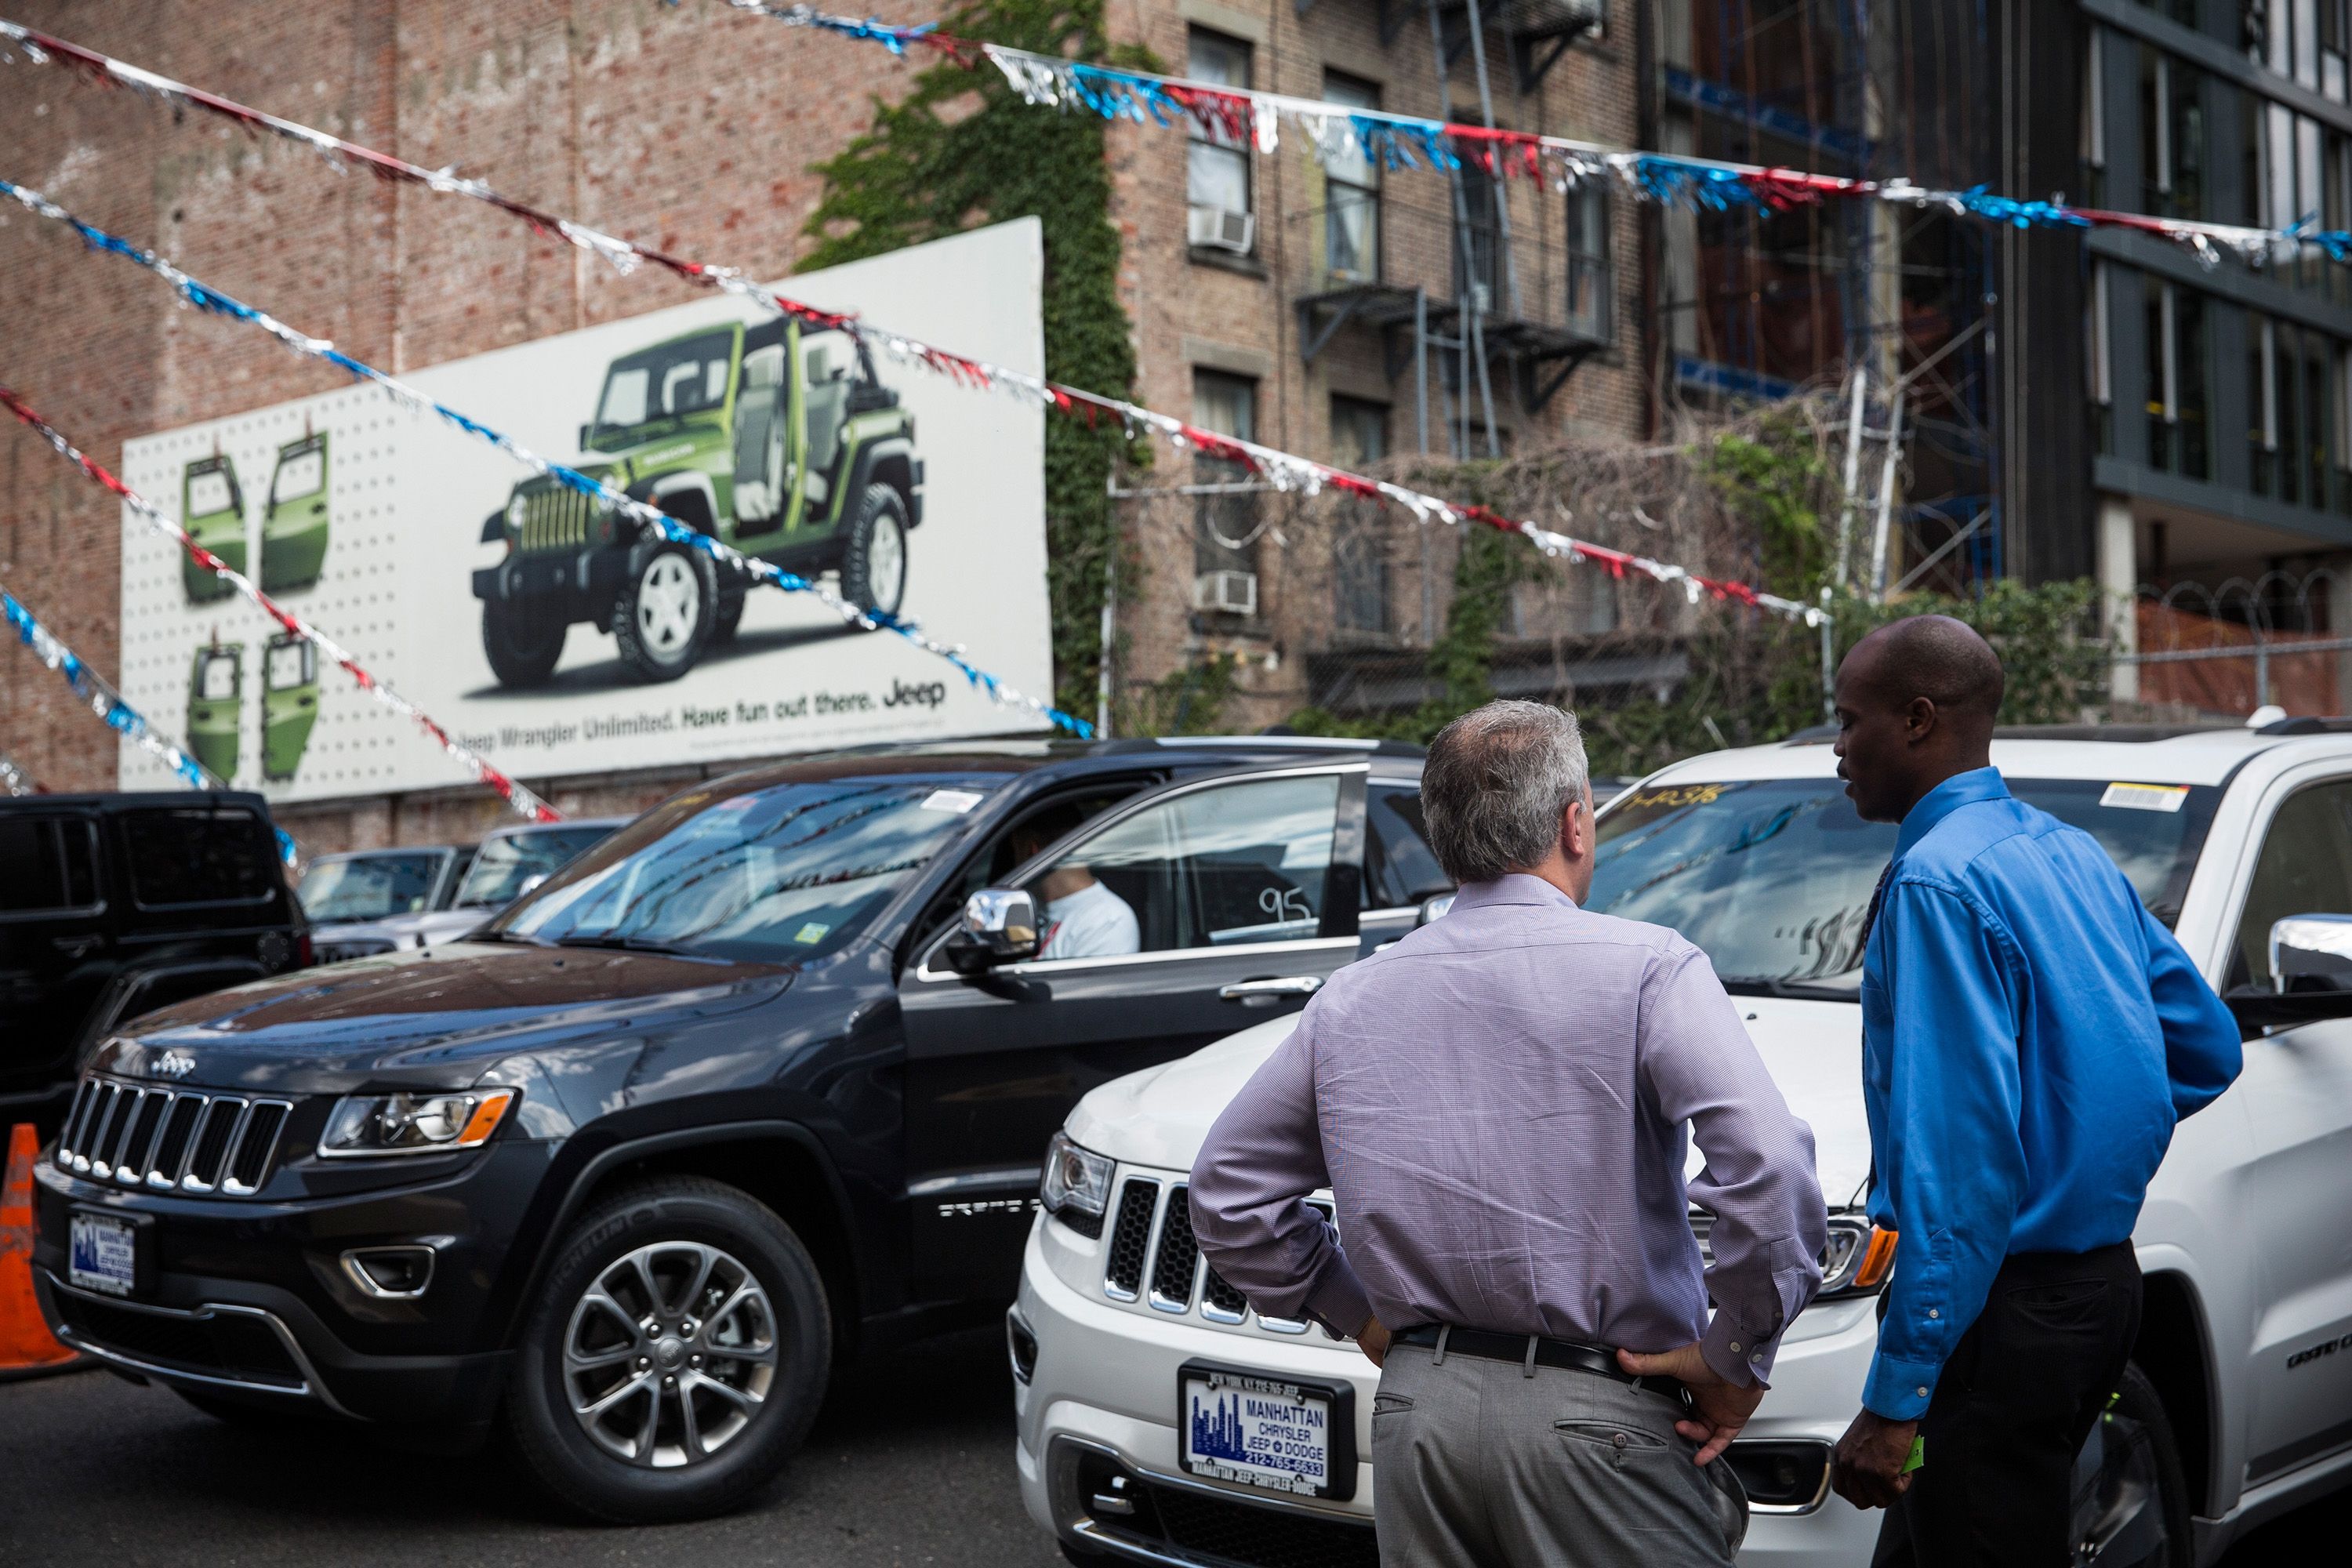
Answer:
[
  {"left": 1188, "top": 205, "right": 1256, "bottom": 254},
  {"left": 1192, "top": 569, "right": 1259, "bottom": 617}
]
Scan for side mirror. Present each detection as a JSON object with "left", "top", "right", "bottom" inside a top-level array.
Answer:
[
  {"left": 1417, "top": 893, "right": 1456, "bottom": 927},
  {"left": 2270, "top": 913, "right": 2352, "bottom": 994},
  {"left": 944, "top": 887, "right": 1040, "bottom": 975},
  {"left": 578, "top": 422, "right": 594, "bottom": 449}
]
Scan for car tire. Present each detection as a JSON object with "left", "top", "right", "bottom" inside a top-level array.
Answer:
[
  {"left": 610, "top": 542, "right": 717, "bottom": 683},
  {"left": 503, "top": 1177, "right": 832, "bottom": 1524},
  {"left": 481, "top": 597, "right": 568, "bottom": 688},
  {"left": 2075, "top": 1361, "right": 2193, "bottom": 1567},
  {"left": 840, "top": 484, "right": 909, "bottom": 618}
]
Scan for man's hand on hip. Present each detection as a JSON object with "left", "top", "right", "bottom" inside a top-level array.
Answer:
[
  {"left": 1616, "top": 1343, "right": 1763, "bottom": 1465},
  {"left": 1356, "top": 1316, "right": 1391, "bottom": 1369},
  {"left": 1831, "top": 1409, "right": 1919, "bottom": 1509}
]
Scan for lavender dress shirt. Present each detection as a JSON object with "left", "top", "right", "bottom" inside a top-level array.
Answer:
[{"left": 1189, "top": 874, "right": 1828, "bottom": 1387}]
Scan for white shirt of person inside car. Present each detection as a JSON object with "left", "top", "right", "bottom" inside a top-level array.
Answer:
[{"left": 1039, "top": 878, "right": 1139, "bottom": 960}]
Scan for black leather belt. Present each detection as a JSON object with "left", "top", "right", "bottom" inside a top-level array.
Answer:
[{"left": 1395, "top": 1324, "right": 1692, "bottom": 1408}]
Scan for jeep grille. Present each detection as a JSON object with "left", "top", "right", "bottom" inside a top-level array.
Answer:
[
  {"left": 517, "top": 485, "right": 603, "bottom": 554},
  {"left": 1098, "top": 1175, "right": 1337, "bottom": 1339},
  {"left": 56, "top": 1074, "right": 293, "bottom": 1197}
]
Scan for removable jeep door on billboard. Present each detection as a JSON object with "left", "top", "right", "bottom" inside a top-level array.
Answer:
[{"left": 114, "top": 220, "right": 1054, "bottom": 802}]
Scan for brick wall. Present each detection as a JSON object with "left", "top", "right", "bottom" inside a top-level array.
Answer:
[{"left": 0, "top": 0, "right": 1648, "bottom": 848}]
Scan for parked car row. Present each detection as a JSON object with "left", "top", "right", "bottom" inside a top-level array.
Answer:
[
  {"left": 299, "top": 819, "right": 627, "bottom": 961},
  {"left": 21, "top": 724, "right": 2352, "bottom": 1564}
]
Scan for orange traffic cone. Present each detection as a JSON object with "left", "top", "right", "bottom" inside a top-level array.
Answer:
[{"left": 1, "top": 1122, "right": 82, "bottom": 1378}]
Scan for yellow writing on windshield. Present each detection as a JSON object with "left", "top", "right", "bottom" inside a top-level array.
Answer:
[{"left": 1624, "top": 782, "right": 1733, "bottom": 810}]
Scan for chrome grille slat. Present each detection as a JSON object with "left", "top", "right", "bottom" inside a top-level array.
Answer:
[
  {"left": 1147, "top": 1183, "right": 1203, "bottom": 1315},
  {"left": 1099, "top": 1173, "right": 1350, "bottom": 1339},
  {"left": 57, "top": 1074, "right": 292, "bottom": 1198}
]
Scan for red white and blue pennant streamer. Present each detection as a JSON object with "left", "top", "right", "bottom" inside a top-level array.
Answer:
[
  {"left": 711, "top": 3, "right": 2352, "bottom": 271},
  {"left": 0, "top": 178, "right": 1092, "bottom": 737},
  {"left": 0, "top": 384, "right": 564, "bottom": 821},
  {"left": 4, "top": 579, "right": 216, "bottom": 790},
  {"left": 0, "top": 16, "right": 1814, "bottom": 622}
]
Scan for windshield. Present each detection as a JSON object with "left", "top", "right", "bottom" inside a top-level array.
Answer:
[
  {"left": 300, "top": 852, "right": 449, "bottom": 922},
  {"left": 492, "top": 777, "right": 996, "bottom": 962},
  {"left": 591, "top": 331, "right": 735, "bottom": 437},
  {"left": 1590, "top": 776, "right": 2220, "bottom": 996},
  {"left": 457, "top": 826, "right": 621, "bottom": 909}
]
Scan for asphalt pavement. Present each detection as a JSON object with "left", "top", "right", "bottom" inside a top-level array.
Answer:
[{"left": 2, "top": 1329, "right": 2341, "bottom": 1566}]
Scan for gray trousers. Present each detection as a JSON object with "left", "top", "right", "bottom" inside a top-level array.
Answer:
[{"left": 1371, "top": 1341, "right": 1748, "bottom": 1568}]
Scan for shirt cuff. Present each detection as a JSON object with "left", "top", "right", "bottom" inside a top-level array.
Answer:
[
  {"left": 1301, "top": 1263, "right": 1375, "bottom": 1341},
  {"left": 1863, "top": 1348, "right": 1944, "bottom": 1421},
  {"left": 1699, "top": 1309, "right": 1777, "bottom": 1389}
]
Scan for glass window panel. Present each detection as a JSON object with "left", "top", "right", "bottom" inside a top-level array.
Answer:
[
  {"left": 0, "top": 818, "right": 74, "bottom": 914},
  {"left": 187, "top": 471, "right": 234, "bottom": 516},
  {"left": 1041, "top": 774, "right": 1341, "bottom": 953},
  {"left": 122, "top": 808, "right": 274, "bottom": 908},
  {"left": 299, "top": 852, "right": 448, "bottom": 921},
  {"left": 2231, "top": 779, "right": 2352, "bottom": 986}
]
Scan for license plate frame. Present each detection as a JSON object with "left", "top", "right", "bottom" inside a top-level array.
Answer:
[
  {"left": 1175, "top": 1359, "right": 1357, "bottom": 1501},
  {"left": 66, "top": 1207, "right": 146, "bottom": 1298}
]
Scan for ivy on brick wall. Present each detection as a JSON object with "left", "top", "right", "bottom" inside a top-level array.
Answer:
[{"left": 802, "top": 0, "right": 1141, "bottom": 724}]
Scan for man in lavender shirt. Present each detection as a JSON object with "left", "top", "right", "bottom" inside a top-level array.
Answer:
[{"left": 1190, "top": 700, "right": 1826, "bottom": 1567}]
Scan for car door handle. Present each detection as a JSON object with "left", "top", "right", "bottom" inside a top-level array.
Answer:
[{"left": 1219, "top": 976, "right": 1324, "bottom": 1007}]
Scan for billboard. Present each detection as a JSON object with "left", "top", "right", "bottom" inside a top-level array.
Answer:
[{"left": 117, "top": 220, "right": 1053, "bottom": 802}]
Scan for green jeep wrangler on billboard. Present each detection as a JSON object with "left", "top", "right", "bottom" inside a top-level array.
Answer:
[{"left": 470, "top": 318, "right": 924, "bottom": 686}]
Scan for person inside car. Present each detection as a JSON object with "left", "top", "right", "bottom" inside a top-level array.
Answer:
[{"left": 1010, "top": 821, "right": 1141, "bottom": 960}]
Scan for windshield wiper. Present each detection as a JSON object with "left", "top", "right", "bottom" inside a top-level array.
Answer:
[
  {"left": 1719, "top": 977, "right": 1858, "bottom": 1001},
  {"left": 468, "top": 928, "right": 552, "bottom": 947},
  {"left": 554, "top": 932, "right": 699, "bottom": 956}
]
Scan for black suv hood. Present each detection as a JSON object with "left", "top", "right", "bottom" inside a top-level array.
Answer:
[{"left": 96, "top": 942, "right": 793, "bottom": 1091}]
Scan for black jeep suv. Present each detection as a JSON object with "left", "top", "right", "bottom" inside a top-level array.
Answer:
[
  {"left": 31, "top": 738, "right": 1443, "bottom": 1522},
  {"left": 2, "top": 791, "right": 308, "bottom": 1138}
]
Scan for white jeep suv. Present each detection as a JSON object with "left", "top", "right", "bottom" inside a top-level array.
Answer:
[{"left": 1010, "top": 724, "right": 2352, "bottom": 1566}]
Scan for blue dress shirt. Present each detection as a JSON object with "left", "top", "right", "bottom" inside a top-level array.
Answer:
[{"left": 1859, "top": 768, "right": 2241, "bottom": 1420}]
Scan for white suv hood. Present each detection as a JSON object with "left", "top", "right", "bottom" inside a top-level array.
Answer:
[{"left": 1066, "top": 995, "right": 1873, "bottom": 1209}]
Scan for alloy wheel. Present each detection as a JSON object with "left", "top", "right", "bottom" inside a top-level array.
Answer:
[
  {"left": 634, "top": 554, "right": 702, "bottom": 655},
  {"left": 867, "top": 514, "right": 906, "bottom": 612},
  {"left": 561, "top": 1240, "right": 778, "bottom": 1468}
]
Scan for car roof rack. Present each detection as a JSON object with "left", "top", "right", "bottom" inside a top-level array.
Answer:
[{"left": 2254, "top": 714, "right": 2352, "bottom": 735}]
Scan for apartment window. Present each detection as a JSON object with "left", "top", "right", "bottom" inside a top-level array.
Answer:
[
  {"left": 2144, "top": 281, "right": 2208, "bottom": 478},
  {"left": 2139, "top": 45, "right": 2205, "bottom": 220},
  {"left": 2089, "top": 262, "right": 2114, "bottom": 454},
  {"left": 1192, "top": 371, "right": 1260, "bottom": 596},
  {"left": 1457, "top": 156, "right": 1501, "bottom": 314},
  {"left": 1565, "top": 182, "right": 1612, "bottom": 343},
  {"left": 1330, "top": 397, "right": 1391, "bottom": 634},
  {"left": 2081, "top": 31, "right": 2107, "bottom": 207},
  {"left": 1187, "top": 32, "right": 1254, "bottom": 255},
  {"left": 2247, "top": 315, "right": 2347, "bottom": 508},
  {"left": 1323, "top": 72, "right": 1381, "bottom": 285}
]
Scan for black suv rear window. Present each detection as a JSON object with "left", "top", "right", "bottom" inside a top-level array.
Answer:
[
  {"left": 0, "top": 815, "right": 100, "bottom": 914},
  {"left": 119, "top": 807, "right": 276, "bottom": 908}
]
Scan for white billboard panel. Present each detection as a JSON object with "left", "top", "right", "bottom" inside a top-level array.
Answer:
[{"left": 118, "top": 220, "right": 1052, "bottom": 801}]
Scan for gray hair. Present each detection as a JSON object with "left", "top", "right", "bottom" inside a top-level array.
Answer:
[{"left": 1421, "top": 700, "right": 1591, "bottom": 884}]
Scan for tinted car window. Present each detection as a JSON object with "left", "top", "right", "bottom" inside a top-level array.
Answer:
[
  {"left": 498, "top": 779, "right": 996, "bottom": 962},
  {"left": 119, "top": 807, "right": 274, "bottom": 908},
  {"left": 0, "top": 815, "right": 99, "bottom": 914},
  {"left": 1592, "top": 778, "right": 2217, "bottom": 996},
  {"left": 1363, "top": 784, "right": 1448, "bottom": 909},
  {"left": 457, "top": 826, "right": 619, "bottom": 909},
  {"left": 299, "top": 852, "right": 447, "bottom": 921},
  {"left": 1035, "top": 774, "right": 1341, "bottom": 953},
  {"left": 2229, "top": 779, "right": 2352, "bottom": 989}
]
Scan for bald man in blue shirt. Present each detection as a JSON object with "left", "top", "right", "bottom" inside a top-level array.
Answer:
[{"left": 1826, "top": 616, "right": 2241, "bottom": 1568}]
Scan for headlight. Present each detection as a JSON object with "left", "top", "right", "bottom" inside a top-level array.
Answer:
[
  {"left": 1817, "top": 1213, "right": 1896, "bottom": 1297},
  {"left": 504, "top": 492, "right": 528, "bottom": 532},
  {"left": 1691, "top": 1209, "right": 1895, "bottom": 1298},
  {"left": 319, "top": 1088, "right": 517, "bottom": 1158},
  {"left": 1040, "top": 1130, "right": 1115, "bottom": 1238}
]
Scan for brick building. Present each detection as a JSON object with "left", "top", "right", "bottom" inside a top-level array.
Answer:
[{"left": 0, "top": 0, "right": 1641, "bottom": 854}]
